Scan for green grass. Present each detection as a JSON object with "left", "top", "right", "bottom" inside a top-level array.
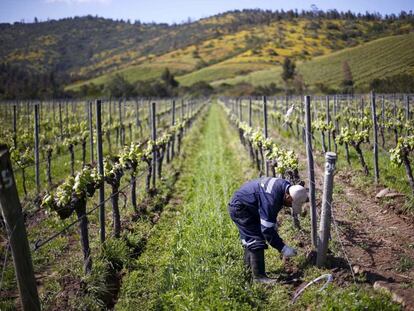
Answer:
[
  {"left": 115, "top": 103, "right": 400, "bottom": 310},
  {"left": 0, "top": 102, "right": 195, "bottom": 309},
  {"left": 214, "top": 33, "right": 414, "bottom": 90},
  {"left": 64, "top": 22, "right": 414, "bottom": 93},
  {"left": 177, "top": 62, "right": 274, "bottom": 86},
  {"left": 67, "top": 64, "right": 172, "bottom": 91},
  {"left": 116, "top": 103, "right": 262, "bottom": 309},
  {"left": 68, "top": 59, "right": 273, "bottom": 91},
  {"left": 1, "top": 102, "right": 402, "bottom": 310}
]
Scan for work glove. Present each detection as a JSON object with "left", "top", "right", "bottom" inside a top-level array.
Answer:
[{"left": 282, "top": 245, "right": 297, "bottom": 258}]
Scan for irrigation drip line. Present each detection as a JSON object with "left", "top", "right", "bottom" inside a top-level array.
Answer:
[
  {"left": 291, "top": 274, "right": 333, "bottom": 304},
  {"left": 32, "top": 181, "right": 133, "bottom": 252}
]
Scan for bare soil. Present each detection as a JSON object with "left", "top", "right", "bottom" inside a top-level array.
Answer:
[
  {"left": 261, "top": 123, "right": 413, "bottom": 308},
  {"left": 300, "top": 149, "right": 414, "bottom": 309}
]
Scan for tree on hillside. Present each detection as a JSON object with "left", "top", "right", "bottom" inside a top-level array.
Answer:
[
  {"left": 293, "top": 73, "right": 306, "bottom": 94},
  {"left": 281, "top": 57, "right": 296, "bottom": 83},
  {"left": 0, "top": 63, "right": 68, "bottom": 99},
  {"left": 161, "top": 68, "right": 179, "bottom": 88},
  {"left": 106, "top": 74, "right": 136, "bottom": 98},
  {"left": 281, "top": 57, "right": 297, "bottom": 94},
  {"left": 184, "top": 81, "right": 214, "bottom": 97},
  {"left": 129, "top": 68, "right": 180, "bottom": 98},
  {"left": 370, "top": 73, "right": 414, "bottom": 93},
  {"left": 341, "top": 60, "right": 354, "bottom": 94}
]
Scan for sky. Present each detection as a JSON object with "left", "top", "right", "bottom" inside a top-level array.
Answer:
[{"left": 1, "top": 0, "right": 413, "bottom": 24}]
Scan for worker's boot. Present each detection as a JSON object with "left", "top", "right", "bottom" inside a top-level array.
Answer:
[
  {"left": 250, "top": 248, "right": 278, "bottom": 284},
  {"left": 243, "top": 246, "right": 251, "bottom": 270}
]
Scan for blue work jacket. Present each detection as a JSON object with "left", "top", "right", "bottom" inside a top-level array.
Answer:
[{"left": 229, "top": 177, "right": 291, "bottom": 250}]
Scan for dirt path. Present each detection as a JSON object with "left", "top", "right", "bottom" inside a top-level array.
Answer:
[
  {"left": 281, "top": 132, "right": 414, "bottom": 308},
  {"left": 312, "top": 159, "right": 414, "bottom": 277}
]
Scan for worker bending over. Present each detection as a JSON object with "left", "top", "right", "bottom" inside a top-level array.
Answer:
[{"left": 228, "top": 177, "right": 308, "bottom": 284}]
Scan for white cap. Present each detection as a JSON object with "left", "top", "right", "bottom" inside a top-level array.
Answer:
[{"left": 289, "top": 185, "right": 308, "bottom": 214}]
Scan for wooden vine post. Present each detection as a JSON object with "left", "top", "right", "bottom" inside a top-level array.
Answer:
[
  {"left": 263, "top": 96, "right": 269, "bottom": 176},
  {"left": 371, "top": 91, "right": 379, "bottom": 184},
  {"left": 123, "top": 98, "right": 127, "bottom": 124},
  {"left": 34, "top": 103, "right": 40, "bottom": 193},
  {"left": 326, "top": 96, "right": 331, "bottom": 151},
  {"left": 0, "top": 145, "right": 41, "bottom": 311},
  {"left": 181, "top": 98, "right": 184, "bottom": 121},
  {"left": 88, "top": 101, "right": 94, "bottom": 163},
  {"left": 171, "top": 99, "right": 176, "bottom": 159},
  {"left": 248, "top": 97, "right": 252, "bottom": 127},
  {"left": 96, "top": 99, "right": 105, "bottom": 243},
  {"left": 239, "top": 98, "right": 243, "bottom": 122},
  {"left": 13, "top": 104, "right": 17, "bottom": 148},
  {"left": 300, "top": 97, "right": 306, "bottom": 143},
  {"left": 151, "top": 102, "right": 157, "bottom": 190},
  {"left": 317, "top": 152, "right": 337, "bottom": 267},
  {"left": 305, "top": 96, "right": 318, "bottom": 248},
  {"left": 59, "top": 101, "right": 63, "bottom": 140}
]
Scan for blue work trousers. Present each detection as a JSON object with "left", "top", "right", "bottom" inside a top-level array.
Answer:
[{"left": 228, "top": 202, "right": 268, "bottom": 251}]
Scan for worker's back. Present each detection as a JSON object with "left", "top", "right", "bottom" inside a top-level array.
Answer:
[{"left": 229, "top": 177, "right": 290, "bottom": 219}]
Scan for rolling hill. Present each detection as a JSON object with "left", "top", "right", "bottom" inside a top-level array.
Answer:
[
  {"left": 211, "top": 32, "right": 414, "bottom": 91},
  {"left": 1, "top": 9, "right": 414, "bottom": 97},
  {"left": 65, "top": 17, "right": 414, "bottom": 92},
  {"left": 2, "top": 10, "right": 283, "bottom": 78}
]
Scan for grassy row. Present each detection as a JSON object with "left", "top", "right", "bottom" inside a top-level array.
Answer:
[
  {"left": 0, "top": 105, "right": 202, "bottom": 310},
  {"left": 116, "top": 103, "right": 259, "bottom": 309},
  {"left": 115, "top": 103, "right": 400, "bottom": 310},
  {"left": 0, "top": 136, "right": 175, "bottom": 310}
]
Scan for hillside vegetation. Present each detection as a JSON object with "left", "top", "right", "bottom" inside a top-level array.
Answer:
[
  {"left": 212, "top": 32, "right": 414, "bottom": 91},
  {"left": 2, "top": 11, "right": 282, "bottom": 79},
  {"left": 1, "top": 9, "right": 414, "bottom": 97},
  {"left": 67, "top": 17, "right": 414, "bottom": 92}
]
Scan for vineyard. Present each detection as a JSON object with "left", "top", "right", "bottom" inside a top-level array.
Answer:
[
  {"left": 0, "top": 93, "right": 413, "bottom": 310},
  {"left": 212, "top": 32, "right": 414, "bottom": 90}
]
